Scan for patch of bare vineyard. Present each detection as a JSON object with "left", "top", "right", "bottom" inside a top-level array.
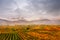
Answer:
[{"left": 0, "top": 25, "right": 60, "bottom": 40}]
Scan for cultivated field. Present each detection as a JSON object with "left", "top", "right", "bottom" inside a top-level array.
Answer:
[{"left": 0, "top": 25, "right": 60, "bottom": 40}]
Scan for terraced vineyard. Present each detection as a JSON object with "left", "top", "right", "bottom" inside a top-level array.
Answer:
[{"left": 0, "top": 25, "right": 60, "bottom": 40}]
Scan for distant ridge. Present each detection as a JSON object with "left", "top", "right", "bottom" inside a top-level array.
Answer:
[
  {"left": 30, "top": 19, "right": 51, "bottom": 22},
  {"left": 40, "top": 19, "right": 50, "bottom": 21},
  {"left": 0, "top": 17, "right": 60, "bottom": 25}
]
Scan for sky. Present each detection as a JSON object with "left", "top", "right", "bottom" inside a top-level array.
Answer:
[{"left": 0, "top": 0, "right": 60, "bottom": 21}]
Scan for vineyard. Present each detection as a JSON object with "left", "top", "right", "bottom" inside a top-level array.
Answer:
[
  {"left": 0, "top": 25, "right": 60, "bottom": 40},
  {"left": 0, "top": 33, "right": 21, "bottom": 40}
]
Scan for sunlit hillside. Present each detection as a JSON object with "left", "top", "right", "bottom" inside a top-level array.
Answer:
[{"left": 0, "top": 25, "right": 60, "bottom": 40}]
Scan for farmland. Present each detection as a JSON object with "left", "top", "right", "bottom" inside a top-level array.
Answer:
[{"left": 0, "top": 25, "right": 60, "bottom": 40}]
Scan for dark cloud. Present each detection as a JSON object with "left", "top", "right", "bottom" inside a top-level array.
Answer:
[
  {"left": 0, "top": 0, "right": 15, "bottom": 8},
  {"left": 27, "top": 0, "right": 60, "bottom": 16},
  {"left": 0, "top": 0, "right": 16, "bottom": 17}
]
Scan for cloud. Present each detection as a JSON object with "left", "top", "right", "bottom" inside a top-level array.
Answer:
[
  {"left": 27, "top": 0, "right": 60, "bottom": 16},
  {"left": 0, "top": 0, "right": 17, "bottom": 17},
  {"left": 0, "top": 0, "right": 60, "bottom": 20}
]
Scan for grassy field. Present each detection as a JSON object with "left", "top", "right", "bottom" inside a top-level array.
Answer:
[{"left": 0, "top": 25, "right": 60, "bottom": 40}]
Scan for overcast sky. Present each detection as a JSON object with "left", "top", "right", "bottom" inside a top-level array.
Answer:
[{"left": 0, "top": 0, "right": 60, "bottom": 20}]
